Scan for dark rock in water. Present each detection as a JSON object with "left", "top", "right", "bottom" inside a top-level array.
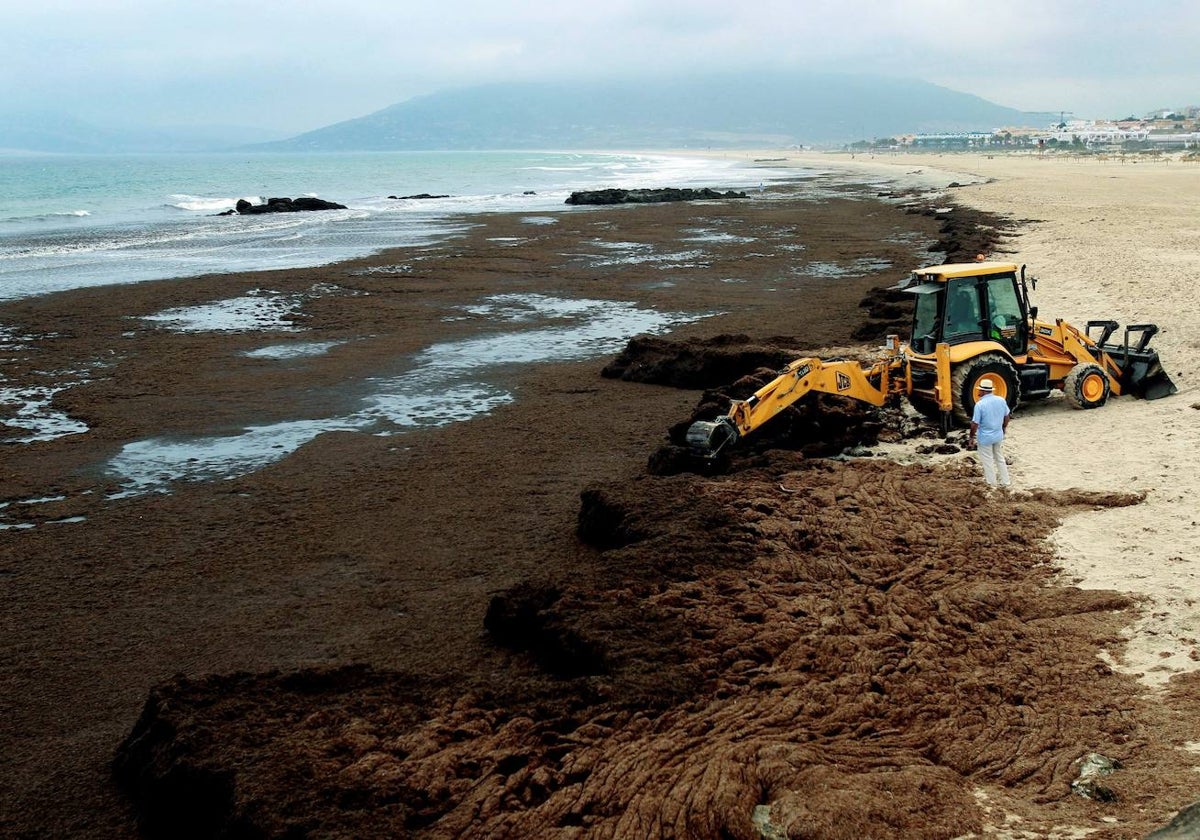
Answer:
[
  {"left": 387, "top": 193, "right": 450, "bottom": 200},
  {"left": 231, "top": 196, "right": 347, "bottom": 214},
  {"left": 290, "top": 196, "right": 346, "bottom": 211},
  {"left": 565, "top": 187, "right": 749, "bottom": 206}
]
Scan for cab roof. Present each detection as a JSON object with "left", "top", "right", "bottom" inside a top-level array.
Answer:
[{"left": 912, "top": 261, "right": 1020, "bottom": 280}]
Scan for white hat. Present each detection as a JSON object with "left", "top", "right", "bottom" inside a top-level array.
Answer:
[{"left": 978, "top": 378, "right": 994, "bottom": 391}]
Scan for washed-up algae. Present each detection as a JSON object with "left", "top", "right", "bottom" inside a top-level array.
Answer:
[
  {"left": 114, "top": 457, "right": 1158, "bottom": 839},
  {"left": 108, "top": 197, "right": 1192, "bottom": 838}
]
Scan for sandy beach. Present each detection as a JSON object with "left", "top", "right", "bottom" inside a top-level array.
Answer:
[
  {"left": 4, "top": 151, "right": 1200, "bottom": 839},
  {"left": 750, "top": 148, "right": 1200, "bottom": 692}
]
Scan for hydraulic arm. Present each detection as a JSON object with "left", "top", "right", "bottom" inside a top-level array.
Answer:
[{"left": 686, "top": 354, "right": 905, "bottom": 457}]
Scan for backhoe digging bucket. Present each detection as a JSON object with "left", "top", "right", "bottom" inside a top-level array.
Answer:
[{"left": 686, "top": 417, "right": 739, "bottom": 459}]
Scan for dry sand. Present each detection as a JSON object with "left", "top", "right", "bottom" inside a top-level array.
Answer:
[{"left": 733, "top": 149, "right": 1200, "bottom": 689}]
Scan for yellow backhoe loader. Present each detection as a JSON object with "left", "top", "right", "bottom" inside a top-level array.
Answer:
[{"left": 687, "top": 261, "right": 1177, "bottom": 457}]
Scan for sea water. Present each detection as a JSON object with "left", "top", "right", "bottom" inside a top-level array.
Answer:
[
  {"left": 0, "top": 150, "right": 786, "bottom": 301},
  {"left": 0, "top": 151, "right": 815, "bottom": 507}
]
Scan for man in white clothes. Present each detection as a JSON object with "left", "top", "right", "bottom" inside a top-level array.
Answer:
[{"left": 968, "top": 378, "right": 1011, "bottom": 488}]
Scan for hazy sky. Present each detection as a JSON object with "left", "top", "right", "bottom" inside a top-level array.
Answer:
[{"left": 4, "top": 0, "right": 1197, "bottom": 133}]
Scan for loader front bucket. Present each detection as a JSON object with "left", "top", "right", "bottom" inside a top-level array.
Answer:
[
  {"left": 1104, "top": 345, "right": 1178, "bottom": 400},
  {"left": 1126, "top": 360, "right": 1178, "bottom": 400}
]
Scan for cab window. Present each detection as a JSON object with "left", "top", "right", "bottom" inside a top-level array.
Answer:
[
  {"left": 985, "top": 274, "right": 1024, "bottom": 350},
  {"left": 943, "top": 279, "right": 981, "bottom": 339},
  {"left": 911, "top": 292, "right": 939, "bottom": 352}
]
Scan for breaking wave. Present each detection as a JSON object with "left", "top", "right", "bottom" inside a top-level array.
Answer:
[
  {"left": 1, "top": 209, "right": 91, "bottom": 223},
  {"left": 168, "top": 194, "right": 263, "bottom": 212}
]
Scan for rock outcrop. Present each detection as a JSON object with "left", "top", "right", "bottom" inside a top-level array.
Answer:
[
  {"left": 221, "top": 197, "right": 347, "bottom": 215},
  {"left": 565, "top": 187, "right": 748, "bottom": 205}
]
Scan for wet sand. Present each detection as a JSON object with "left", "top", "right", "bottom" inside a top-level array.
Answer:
[{"left": 3, "top": 173, "right": 1197, "bottom": 839}]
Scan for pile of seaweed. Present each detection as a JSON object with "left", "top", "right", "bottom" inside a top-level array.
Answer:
[
  {"left": 113, "top": 460, "right": 1152, "bottom": 839},
  {"left": 603, "top": 332, "right": 938, "bottom": 475}
]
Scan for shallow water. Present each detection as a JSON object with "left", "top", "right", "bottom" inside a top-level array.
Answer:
[
  {"left": 242, "top": 340, "right": 347, "bottom": 360},
  {"left": 106, "top": 292, "right": 710, "bottom": 496},
  {"left": 142, "top": 289, "right": 306, "bottom": 332}
]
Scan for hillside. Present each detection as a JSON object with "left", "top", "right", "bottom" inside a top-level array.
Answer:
[{"left": 256, "top": 72, "right": 1057, "bottom": 151}]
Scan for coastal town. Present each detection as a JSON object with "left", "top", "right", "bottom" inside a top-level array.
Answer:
[{"left": 858, "top": 107, "right": 1200, "bottom": 151}]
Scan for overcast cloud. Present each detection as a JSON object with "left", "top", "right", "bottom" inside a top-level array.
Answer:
[{"left": 4, "top": 0, "right": 1197, "bottom": 133}]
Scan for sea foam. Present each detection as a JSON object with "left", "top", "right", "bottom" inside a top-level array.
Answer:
[{"left": 168, "top": 194, "right": 263, "bottom": 212}]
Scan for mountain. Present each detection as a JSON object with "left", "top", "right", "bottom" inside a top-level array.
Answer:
[
  {"left": 0, "top": 112, "right": 119, "bottom": 153},
  {"left": 255, "top": 73, "right": 1057, "bottom": 152},
  {"left": 0, "top": 111, "right": 288, "bottom": 154}
]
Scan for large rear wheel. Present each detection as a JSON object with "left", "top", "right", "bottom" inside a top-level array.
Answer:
[
  {"left": 1063, "top": 363, "right": 1111, "bottom": 409},
  {"left": 949, "top": 352, "right": 1020, "bottom": 425}
]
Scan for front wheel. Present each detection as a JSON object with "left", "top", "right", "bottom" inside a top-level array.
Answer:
[
  {"left": 1063, "top": 363, "right": 1111, "bottom": 409},
  {"left": 949, "top": 352, "right": 1021, "bottom": 425}
]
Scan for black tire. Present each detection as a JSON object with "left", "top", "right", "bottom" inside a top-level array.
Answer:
[
  {"left": 949, "top": 352, "right": 1020, "bottom": 425},
  {"left": 1063, "top": 363, "right": 1110, "bottom": 409}
]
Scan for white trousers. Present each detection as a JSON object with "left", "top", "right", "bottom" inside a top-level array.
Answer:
[{"left": 977, "top": 439, "right": 1011, "bottom": 487}]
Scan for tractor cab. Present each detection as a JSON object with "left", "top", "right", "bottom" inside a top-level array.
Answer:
[{"left": 902, "top": 261, "right": 1029, "bottom": 357}]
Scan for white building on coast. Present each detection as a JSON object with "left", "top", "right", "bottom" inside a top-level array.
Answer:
[{"left": 903, "top": 118, "right": 1200, "bottom": 151}]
